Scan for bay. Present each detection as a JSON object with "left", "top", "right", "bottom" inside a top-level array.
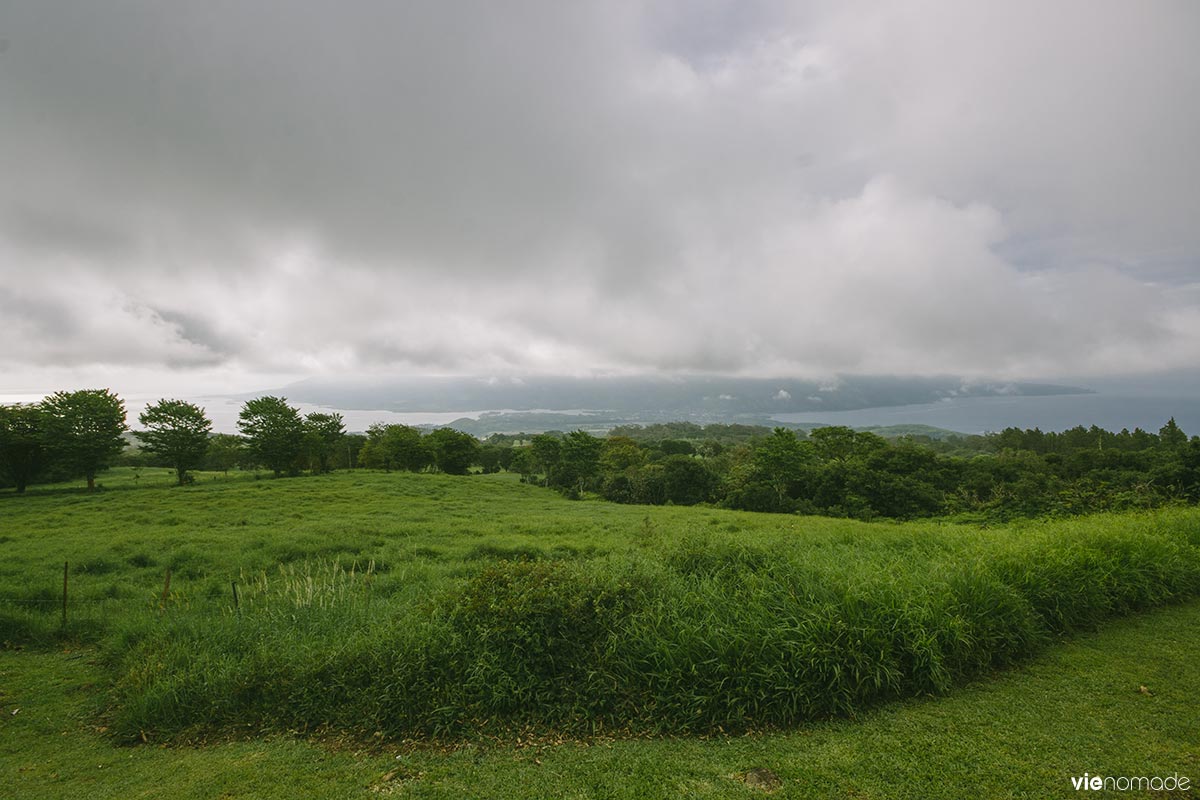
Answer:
[{"left": 771, "top": 393, "right": 1200, "bottom": 436}]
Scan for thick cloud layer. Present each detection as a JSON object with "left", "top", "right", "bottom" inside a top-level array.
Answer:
[{"left": 1, "top": 0, "right": 1198, "bottom": 393}]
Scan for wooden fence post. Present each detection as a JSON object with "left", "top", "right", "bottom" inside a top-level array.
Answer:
[
  {"left": 231, "top": 580, "right": 239, "bottom": 612},
  {"left": 61, "top": 561, "right": 68, "bottom": 629}
]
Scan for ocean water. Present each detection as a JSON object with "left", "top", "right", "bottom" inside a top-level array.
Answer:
[{"left": 771, "top": 393, "right": 1200, "bottom": 436}]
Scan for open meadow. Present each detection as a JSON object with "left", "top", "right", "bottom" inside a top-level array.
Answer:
[{"left": 2, "top": 468, "right": 1198, "bottom": 797}]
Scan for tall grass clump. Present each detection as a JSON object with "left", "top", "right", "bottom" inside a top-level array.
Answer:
[
  {"left": 102, "top": 556, "right": 649, "bottom": 740},
  {"left": 102, "top": 510, "right": 1200, "bottom": 741}
]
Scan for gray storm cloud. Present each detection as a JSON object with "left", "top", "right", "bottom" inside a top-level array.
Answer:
[{"left": 1, "top": 0, "right": 1198, "bottom": 392}]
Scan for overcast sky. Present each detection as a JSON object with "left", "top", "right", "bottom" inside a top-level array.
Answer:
[{"left": 2, "top": 0, "right": 1198, "bottom": 397}]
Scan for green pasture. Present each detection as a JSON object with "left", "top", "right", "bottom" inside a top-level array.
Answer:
[{"left": 1, "top": 467, "right": 1198, "bottom": 796}]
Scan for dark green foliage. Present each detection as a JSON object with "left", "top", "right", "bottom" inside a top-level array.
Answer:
[
  {"left": 510, "top": 447, "right": 538, "bottom": 480},
  {"left": 237, "top": 396, "right": 304, "bottom": 477},
  {"left": 656, "top": 439, "right": 696, "bottom": 456},
  {"left": 600, "top": 436, "right": 645, "bottom": 472},
  {"left": 1159, "top": 417, "right": 1188, "bottom": 449},
  {"left": 40, "top": 388, "right": 127, "bottom": 491},
  {"left": 0, "top": 403, "right": 47, "bottom": 492},
  {"left": 591, "top": 419, "right": 1200, "bottom": 521},
  {"left": 426, "top": 428, "right": 479, "bottom": 475},
  {"left": 631, "top": 463, "right": 668, "bottom": 505},
  {"left": 337, "top": 432, "right": 368, "bottom": 470},
  {"left": 302, "top": 412, "right": 345, "bottom": 473},
  {"left": 359, "top": 424, "right": 431, "bottom": 472},
  {"left": 747, "top": 428, "right": 814, "bottom": 508},
  {"left": 476, "top": 444, "right": 505, "bottom": 473},
  {"left": 134, "top": 399, "right": 212, "bottom": 485},
  {"left": 203, "top": 433, "right": 245, "bottom": 474},
  {"left": 661, "top": 455, "right": 715, "bottom": 505},
  {"left": 552, "top": 430, "right": 603, "bottom": 492},
  {"left": 529, "top": 433, "right": 562, "bottom": 477},
  {"left": 809, "top": 426, "right": 886, "bottom": 462}
]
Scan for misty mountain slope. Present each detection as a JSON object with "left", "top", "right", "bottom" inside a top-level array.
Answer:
[{"left": 279, "top": 374, "right": 1090, "bottom": 416}]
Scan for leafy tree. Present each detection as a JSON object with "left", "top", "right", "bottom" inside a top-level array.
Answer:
[
  {"left": 662, "top": 454, "right": 715, "bottom": 505},
  {"left": 1129, "top": 427, "right": 1158, "bottom": 450},
  {"left": 427, "top": 428, "right": 479, "bottom": 475},
  {"left": 204, "top": 433, "right": 245, "bottom": 474},
  {"left": 336, "top": 433, "right": 367, "bottom": 470},
  {"left": 630, "top": 463, "right": 667, "bottom": 505},
  {"left": 393, "top": 427, "right": 434, "bottom": 472},
  {"left": 600, "top": 472, "right": 637, "bottom": 503},
  {"left": 555, "top": 430, "right": 603, "bottom": 492},
  {"left": 237, "top": 396, "right": 304, "bottom": 477},
  {"left": 1159, "top": 418, "right": 1188, "bottom": 450},
  {"left": 656, "top": 439, "right": 696, "bottom": 456},
  {"left": 360, "top": 424, "right": 431, "bottom": 472},
  {"left": 0, "top": 404, "right": 47, "bottom": 493},
  {"left": 752, "top": 428, "right": 815, "bottom": 506},
  {"left": 134, "top": 399, "right": 212, "bottom": 485},
  {"left": 40, "top": 389, "right": 127, "bottom": 491},
  {"left": 477, "top": 445, "right": 505, "bottom": 473},
  {"left": 809, "top": 426, "right": 885, "bottom": 462},
  {"left": 357, "top": 426, "right": 387, "bottom": 471},
  {"left": 495, "top": 446, "right": 516, "bottom": 472},
  {"left": 530, "top": 434, "right": 562, "bottom": 478},
  {"left": 510, "top": 448, "right": 538, "bottom": 481},
  {"left": 600, "top": 436, "right": 645, "bottom": 473},
  {"left": 303, "top": 412, "right": 346, "bottom": 473}
]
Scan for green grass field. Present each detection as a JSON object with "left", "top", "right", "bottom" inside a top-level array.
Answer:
[{"left": 1, "top": 468, "right": 1198, "bottom": 797}]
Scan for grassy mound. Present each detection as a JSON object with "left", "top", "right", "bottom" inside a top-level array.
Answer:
[{"left": 100, "top": 510, "right": 1200, "bottom": 741}]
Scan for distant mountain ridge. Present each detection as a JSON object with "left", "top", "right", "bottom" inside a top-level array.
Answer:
[{"left": 279, "top": 374, "right": 1091, "bottom": 419}]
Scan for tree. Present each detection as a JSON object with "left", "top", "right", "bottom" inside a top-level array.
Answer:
[
  {"left": 477, "top": 444, "right": 504, "bottom": 473},
  {"left": 40, "top": 389, "right": 127, "bottom": 491},
  {"left": 530, "top": 434, "right": 562, "bottom": 479},
  {"left": 555, "top": 430, "right": 603, "bottom": 492},
  {"left": 1159, "top": 418, "right": 1188, "bottom": 450},
  {"left": 360, "top": 424, "right": 431, "bottom": 472},
  {"left": 237, "top": 396, "right": 304, "bottom": 477},
  {"left": 600, "top": 436, "right": 645, "bottom": 473},
  {"left": 134, "top": 399, "right": 212, "bottom": 485},
  {"left": 204, "top": 433, "right": 245, "bottom": 474},
  {"left": 662, "top": 454, "right": 715, "bottom": 505},
  {"left": 752, "top": 428, "right": 815, "bottom": 506},
  {"left": 0, "top": 404, "right": 47, "bottom": 493},
  {"left": 657, "top": 439, "right": 696, "bottom": 456},
  {"left": 427, "top": 428, "right": 479, "bottom": 475},
  {"left": 809, "top": 426, "right": 885, "bottom": 462},
  {"left": 336, "top": 433, "right": 367, "bottom": 470},
  {"left": 303, "top": 412, "right": 345, "bottom": 473},
  {"left": 510, "top": 448, "right": 538, "bottom": 481}
]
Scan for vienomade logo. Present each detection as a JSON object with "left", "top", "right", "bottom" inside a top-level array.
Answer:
[{"left": 1071, "top": 773, "right": 1191, "bottom": 792}]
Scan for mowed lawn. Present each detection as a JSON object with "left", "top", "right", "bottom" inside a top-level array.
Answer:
[{"left": 1, "top": 468, "right": 1198, "bottom": 798}]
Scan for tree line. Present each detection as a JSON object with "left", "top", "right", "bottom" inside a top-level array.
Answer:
[
  {"left": 0, "top": 389, "right": 481, "bottom": 492},
  {"left": 505, "top": 420, "right": 1200, "bottom": 520},
  {"left": 4, "top": 389, "right": 1198, "bottom": 521}
]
